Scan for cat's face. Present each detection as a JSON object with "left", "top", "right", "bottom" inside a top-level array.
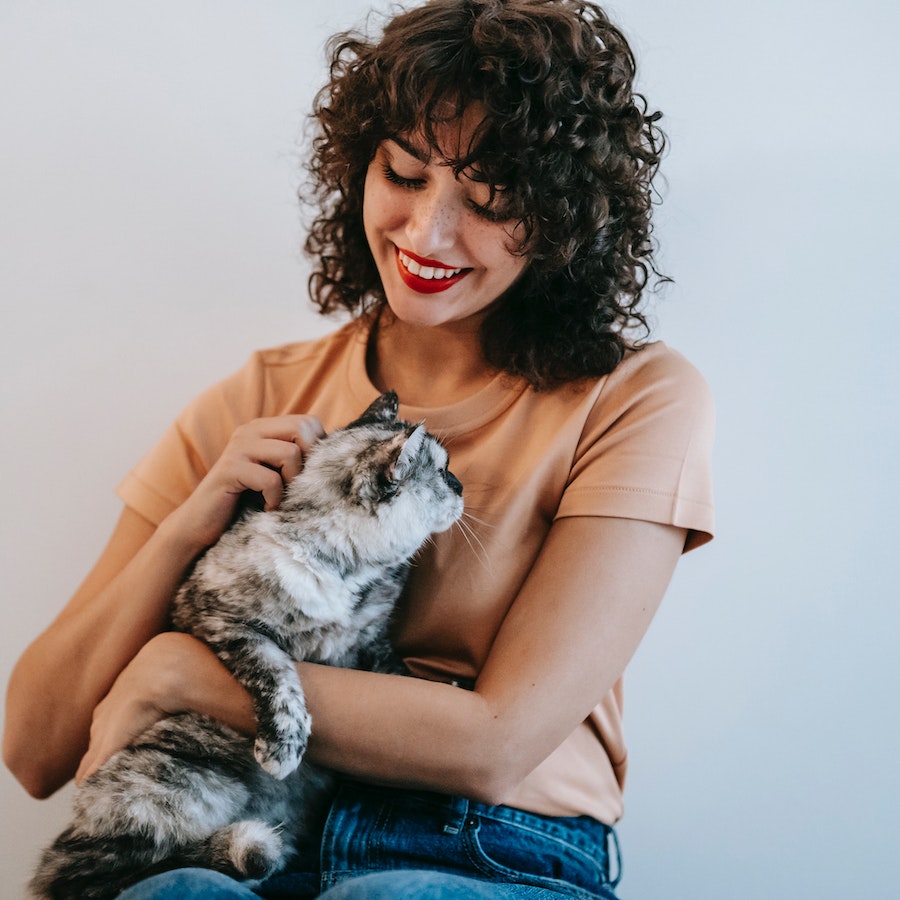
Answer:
[{"left": 295, "top": 392, "right": 464, "bottom": 550}]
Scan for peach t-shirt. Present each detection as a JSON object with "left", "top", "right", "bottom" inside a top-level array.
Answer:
[{"left": 118, "top": 319, "right": 715, "bottom": 824}]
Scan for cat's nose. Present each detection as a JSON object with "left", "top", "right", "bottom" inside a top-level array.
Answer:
[{"left": 445, "top": 470, "right": 463, "bottom": 496}]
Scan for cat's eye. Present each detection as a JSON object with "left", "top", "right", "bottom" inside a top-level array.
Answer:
[{"left": 377, "top": 473, "right": 400, "bottom": 501}]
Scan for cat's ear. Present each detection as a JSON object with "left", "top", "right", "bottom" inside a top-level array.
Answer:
[
  {"left": 350, "top": 391, "right": 399, "bottom": 427},
  {"left": 392, "top": 424, "right": 427, "bottom": 481}
]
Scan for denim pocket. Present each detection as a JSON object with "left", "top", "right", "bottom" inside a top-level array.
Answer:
[
  {"left": 319, "top": 784, "right": 620, "bottom": 899},
  {"left": 461, "top": 810, "right": 612, "bottom": 898}
]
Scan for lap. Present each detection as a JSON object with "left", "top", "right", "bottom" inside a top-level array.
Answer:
[
  {"left": 117, "top": 868, "right": 260, "bottom": 899},
  {"left": 115, "top": 782, "right": 620, "bottom": 899},
  {"left": 117, "top": 867, "right": 620, "bottom": 899},
  {"left": 319, "top": 869, "right": 621, "bottom": 899}
]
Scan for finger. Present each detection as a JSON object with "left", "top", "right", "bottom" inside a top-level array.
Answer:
[
  {"left": 281, "top": 418, "right": 325, "bottom": 483},
  {"left": 74, "top": 750, "right": 94, "bottom": 785},
  {"left": 227, "top": 461, "right": 285, "bottom": 511},
  {"left": 75, "top": 734, "right": 107, "bottom": 785},
  {"left": 249, "top": 420, "right": 324, "bottom": 484},
  {"left": 237, "top": 415, "right": 324, "bottom": 445},
  {"left": 294, "top": 416, "right": 325, "bottom": 450},
  {"left": 249, "top": 438, "right": 304, "bottom": 477}
]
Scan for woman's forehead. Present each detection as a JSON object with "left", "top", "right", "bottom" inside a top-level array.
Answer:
[{"left": 394, "top": 101, "right": 490, "bottom": 165}]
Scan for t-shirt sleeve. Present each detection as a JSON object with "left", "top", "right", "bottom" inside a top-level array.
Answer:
[
  {"left": 555, "top": 344, "right": 715, "bottom": 551},
  {"left": 116, "top": 353, "right": 270, "bottom": 526}
]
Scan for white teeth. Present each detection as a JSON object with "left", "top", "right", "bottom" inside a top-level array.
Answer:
[{"left": 398, "top": 251, "right": 462, "bottom": 280}]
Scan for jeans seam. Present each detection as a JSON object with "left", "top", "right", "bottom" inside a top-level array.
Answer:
[
  {"left": 461, "top": 818, "right": 610, "bottom": 899},
  {"left": 476, "top": 813, "right": 609, "bottom": 878}
]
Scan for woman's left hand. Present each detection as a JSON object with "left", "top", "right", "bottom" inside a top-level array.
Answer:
[{"left": 75, "top": 632, "right": 256, "bottom": 785}]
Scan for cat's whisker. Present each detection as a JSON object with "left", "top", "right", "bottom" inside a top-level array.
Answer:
[
  {"left": 458, "top": 510, "right": 495, "bottom": 531},
  {"left": 455, "top": 515, "right": 492, "bottom": 573}
]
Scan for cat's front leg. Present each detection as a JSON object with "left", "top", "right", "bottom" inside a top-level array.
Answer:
[{"left": 204, "top": 629, "right": 311, "bottom": 779}]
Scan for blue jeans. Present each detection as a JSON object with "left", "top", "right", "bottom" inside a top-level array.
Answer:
[{"left": 118, "top": 781, "right": 621, "bottom": 899}]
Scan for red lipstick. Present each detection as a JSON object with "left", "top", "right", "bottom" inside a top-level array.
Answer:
[{"left": 394, "top": 246, "right": 470, "bottom": 294}]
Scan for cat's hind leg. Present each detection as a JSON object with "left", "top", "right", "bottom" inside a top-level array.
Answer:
[
  {"left": 30, "top": 717, "right": 259, "bottom": 899},
  {"left": 29, "top": 829, "right": 175, "bottom": 900},
  {"left": 198, "top": 820, "right": 291, "bottom": 882}
]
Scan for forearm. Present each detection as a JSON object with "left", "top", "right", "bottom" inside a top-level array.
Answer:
[
  {"left": 17, "top": 516, "right": 685, "bottom": 808},
  {"left": 298, "top": 519, "right": 687, "bottom": 804},
  {"left": 297, "top": 664, "right": 516, "bottom": 804},
  {"left": 3, "top": 513, "right": 200, "bottom": 797}
]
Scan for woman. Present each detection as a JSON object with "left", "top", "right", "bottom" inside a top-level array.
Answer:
[{"left": 4, "top": 1, "right": 714, "bottom": 897}]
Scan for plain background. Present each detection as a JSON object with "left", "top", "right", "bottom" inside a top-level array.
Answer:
[{"left": 2, "top": 1, "right": 898, "bottom": 897}]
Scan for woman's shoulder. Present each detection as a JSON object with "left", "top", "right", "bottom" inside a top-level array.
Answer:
[
  {"left": 247, "top": 319, "right": 365, "bottom": 372},
  {"left": 616, "top": 340, "right": 710, "bottom": 388},
  {"left": 170, "top": 320, "right": 365, "bottom": 429},
  {"left": 215, "top": 320, "right": 366, "bottom": 404},
  {"left": 599, "top": 340, "right": 714, "bottom": 415}
]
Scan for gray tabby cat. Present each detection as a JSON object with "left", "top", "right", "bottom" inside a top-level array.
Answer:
[{"left": 31, "top": 391, "right": 464, "bottom": 899}]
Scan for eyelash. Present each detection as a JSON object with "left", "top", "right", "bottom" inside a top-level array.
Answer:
[
  {"left": 380, "top": 163, "right": 507, "bottom": 223},
  {"left": 381, "top": 163, "right": 423, "bottom": 190}
]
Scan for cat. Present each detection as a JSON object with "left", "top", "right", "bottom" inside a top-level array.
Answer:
[{"left": 30, "top": 391, "right": 464, "bottom": 899}]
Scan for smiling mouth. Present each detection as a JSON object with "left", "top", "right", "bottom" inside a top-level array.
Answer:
[{"left": 395, "top": 247, "right": 471, "bottom": 294}]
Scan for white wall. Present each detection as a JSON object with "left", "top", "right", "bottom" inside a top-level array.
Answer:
[{"left": 2, "top": 1, "right": 897, "bottom": 897}]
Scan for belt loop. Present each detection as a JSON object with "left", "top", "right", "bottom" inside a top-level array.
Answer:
[
  {"left": 441, "top": 795, "right": 470, "bottom": 835},
  {"left": 607, "top": 826, "right": 622, "bottom": 888}
]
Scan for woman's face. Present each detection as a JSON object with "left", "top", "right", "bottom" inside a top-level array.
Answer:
[{"left": 363, "top": 109, "right": 530, "bottom": 330}]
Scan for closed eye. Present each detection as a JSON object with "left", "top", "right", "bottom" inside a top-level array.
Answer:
[
  {"left": 468, "top": 200, "right": 510, "bottom": 223},
  {"left": 382, "top": 163, "right": 424, "bottom": 190},
  {"left": 382, "top": 162, "right": 510, "bottom": 222}
]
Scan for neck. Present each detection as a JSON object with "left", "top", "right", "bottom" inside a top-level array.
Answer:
[{"left": 367, "top": 310, "right": 498, "bottom": 407}]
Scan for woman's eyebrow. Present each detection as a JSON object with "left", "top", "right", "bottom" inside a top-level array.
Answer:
[{"left": 388, "top": 135, "right": 430, "bottom": 163}]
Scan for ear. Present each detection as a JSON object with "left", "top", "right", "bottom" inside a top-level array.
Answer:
[
  {"left": 349, "top": 391, "right": 399, "bottom": 428},
  {"left": 392, "top": 424, "right": 426, "bottom": 481}
]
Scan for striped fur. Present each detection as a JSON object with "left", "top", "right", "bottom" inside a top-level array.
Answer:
[{"left": 31, "top": 392, "right": 464, "bottom": 899}]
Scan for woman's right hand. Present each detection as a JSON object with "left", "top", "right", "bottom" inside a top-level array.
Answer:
[
  {"left": 75, "top": 632, "right": 257, "bottom": 785},
  {"left": 166, "top": 414, "right": 325, "bottom": 553},
  {"left": 4, "top": 414, "right": 322, "bottom": 797}
]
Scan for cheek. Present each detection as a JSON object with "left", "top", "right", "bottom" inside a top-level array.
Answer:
[
  {"left": 480, "top": 233, "right": 530, "bottom": 283},
  {"left": 363, "top": 173, "right": 405, "bottom": 245},
  {"left": 467, "top": 217, "right": 529, "bottom": 267}
]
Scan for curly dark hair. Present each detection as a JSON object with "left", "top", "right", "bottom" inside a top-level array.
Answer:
[{"left": 304, "top": 0, "right": 667, "bottom": 389}]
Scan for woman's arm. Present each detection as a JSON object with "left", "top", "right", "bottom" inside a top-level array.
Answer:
[
  {"left": 3, "top": 414, "right": 322, "bottom": 798},
  {"left": 71, "top": 514, "right": 684, "bottom": 804},
  {"left": 298, "top": 515, "right": 686, "bottom": 803},
  {"left": 4, "top": 508, "right": 189, "bottom": 797}
]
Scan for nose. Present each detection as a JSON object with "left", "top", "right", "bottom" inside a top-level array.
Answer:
[
  {"left": 406, "top": 183, "right": 462, "bottom": 257},
  {"left": 444, "top": 469, "right": 463, "bottom": 496}
]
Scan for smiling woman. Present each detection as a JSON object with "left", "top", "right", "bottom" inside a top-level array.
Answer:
[
  {"left": 305, "top": 0, "right": 667, "bottom": 390},
  {"left": 5, "top": 2, "right": 714, "bottom": 898},
  {"left": 362, "top": 111, "right": 531, "bottom": 334}
]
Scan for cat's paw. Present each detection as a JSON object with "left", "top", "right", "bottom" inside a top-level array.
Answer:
[{"left": 253, "top": 733, "right": 307, "bottom": 779}]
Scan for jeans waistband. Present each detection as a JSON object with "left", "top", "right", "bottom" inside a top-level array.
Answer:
[{"left": 333, "top": 781, "right": 621, "bottom": 889}]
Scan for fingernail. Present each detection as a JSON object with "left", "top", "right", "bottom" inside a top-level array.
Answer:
[{"left": 297, "top": 421, "right": 320, "bottom": 444}]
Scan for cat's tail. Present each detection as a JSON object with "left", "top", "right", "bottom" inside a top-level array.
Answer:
[
  {"left": 29, "top": 827, "right": 170, "bottom": 900},
  {"left": 29, "top": 820, "right": 291, "bottom": 899}
]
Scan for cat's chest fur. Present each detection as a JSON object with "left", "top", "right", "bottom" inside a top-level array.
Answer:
[{"left": 171, "top": 509, "right": 405, "bottom": 668}]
